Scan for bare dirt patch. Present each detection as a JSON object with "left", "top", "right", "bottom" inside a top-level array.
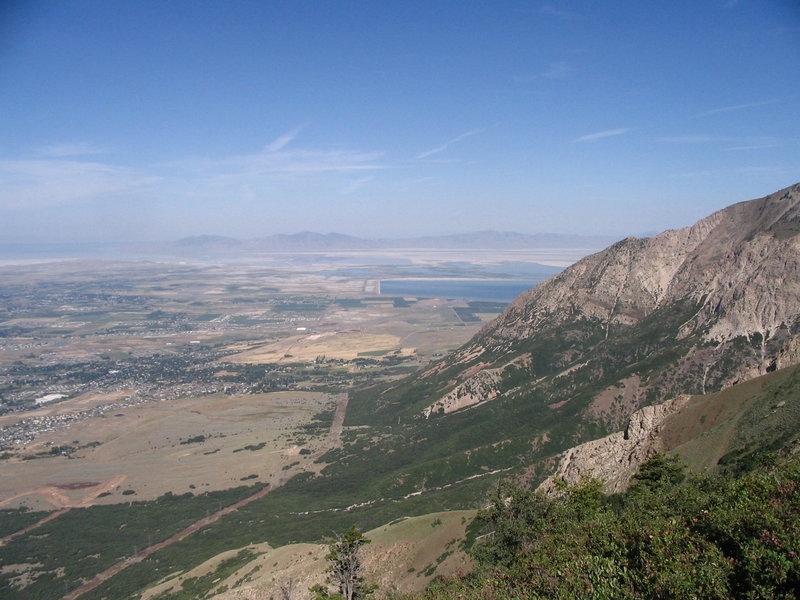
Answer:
[
  {"left": 588, "top": 375, "right": 643, "bottom": 426},
  {"left": 53, "top": 481, "right": 99, "bottom": 490}
]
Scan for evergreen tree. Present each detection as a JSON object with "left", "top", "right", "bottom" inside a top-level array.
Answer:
[{"left": 311, "top": 525, "right": 374, "bottom": 600}]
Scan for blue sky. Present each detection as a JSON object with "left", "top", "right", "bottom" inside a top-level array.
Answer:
[{"left": 1, "top": 1, "right": 798, "bottom": 242}]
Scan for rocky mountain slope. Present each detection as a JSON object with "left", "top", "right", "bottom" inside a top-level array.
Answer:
[
  {"left": 398, "top": 183, "right": 800, "bottom": 431},
  {"left": 539, "top": 359, "right": 800, "bottom": 494},
  {"left": 537, "top": 394, "right": 693, "bottom": 494}
]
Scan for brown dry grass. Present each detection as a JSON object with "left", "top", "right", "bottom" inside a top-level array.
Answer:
[
  {"left": 226, "top": 331, "right": 407, "bottom": 364},
  {"left": 0, "top": 392, "right": 334, "bottom": 509},
  {"left": 154, "top": 510, "right": 476, "bottom": 600}
]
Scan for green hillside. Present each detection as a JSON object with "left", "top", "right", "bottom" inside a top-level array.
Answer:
[{"left": 666, "top": 363, "right": 800, "bottom": 474}]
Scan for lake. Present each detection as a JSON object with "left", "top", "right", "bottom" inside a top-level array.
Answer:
[{"left": 380, "top": 279, "right": 545, "bottom": 302}]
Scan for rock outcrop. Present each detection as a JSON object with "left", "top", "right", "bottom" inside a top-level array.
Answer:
[
  {"left": 422, "top": 367, "right": 502, "bottom": 417},
  {"left": 537, "top": 395, "right": 692, "bottom": 494}
]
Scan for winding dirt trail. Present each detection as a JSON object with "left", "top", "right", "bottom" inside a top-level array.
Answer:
[{"left": 60, "top": 393, "right": 350, "bottom": 600}]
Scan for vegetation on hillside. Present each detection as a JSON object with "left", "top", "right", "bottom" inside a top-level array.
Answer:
[
  {"left": 0, "top": 486, "right": 263, "bottom": 600},
  {"left": 420, "top": 454, "right": 800, "bottom": 599}
]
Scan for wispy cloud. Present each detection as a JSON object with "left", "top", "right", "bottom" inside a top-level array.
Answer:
[
  {"left": 163, "top": 147, "right": 385, "bottom": 176},
  {"left": 514, "top": 61, "right": 572, "bottom": 84},
  {"left": 673, "top": 164, "right": 798, "bottom": 179},
  {"left": 573, "top": 128, "right": 630, "bottom": 143},
  {"left": 266, "top": 126, "right": 304, "bottom": 152},
  {"left": 0, "top": 139, "right": 388, "bottom": 212},
  {"left": 738, "top": 165, "right": 797, "bottom": 176},
  {"left": 657, "top": 135, "right": 723, "bottom": 144},
  {"left": 37, "top": 142, "right": 106, "bottom": 157},
  {"left": 246, "top": 149, "right": 385, "bottom": 174},
  {"left": 726, "top": 144, "right": 782, "bottom": 151},
  {"left": 538, "top": 4, "right": 578, "bottom": 20},
  {"left": 339, "top": 176, "right": 374, "bottom": 195},
  {"left": 540, "top": 60, "right": 572, "bottom": 80},
  {"left": 657, "top": 135, "right": 788, "bottom": 148},
  {"left": 673, "top": 170, "right": 714, "bottom": 178},
  {"left": 0, "top": 159, "right": 158, "bottom": 210},
  {"left": 415, "top": 129, "right": 482, "bottom": 159},
  {"left": 695, "top": 99, "right": 780, "bottom": 118}
]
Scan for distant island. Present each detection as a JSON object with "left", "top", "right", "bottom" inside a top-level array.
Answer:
[{"left": 134, "top": 230, "right": 620, "bottom": 256}]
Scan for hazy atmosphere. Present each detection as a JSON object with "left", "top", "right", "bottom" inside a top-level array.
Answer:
[
  {"left": 1, "top": 0, "right": 799, "bottom": 242},
  {"left": 4, "top": 4, "right": 800, "bottom": 599}
]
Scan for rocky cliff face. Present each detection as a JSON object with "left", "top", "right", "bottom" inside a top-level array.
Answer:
[
  {"left": 537, "top": 395, "right": 692, "bottom": 494},
  {"left": 418, "top": 183, "right": 800, "bottom": 428},
  {"left": 463, "top": 182, "right": 800, "bottom": 356},
  {"left": 538, "top": 361, "right": 800, "bottom": 495}
]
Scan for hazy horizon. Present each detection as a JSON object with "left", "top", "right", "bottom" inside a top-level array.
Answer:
[
  {"left": 2, "top": 1, "right": 799, "bottom": 243},
  {"left": 0, "top": 227, "right": 624, "bottom": 249}
]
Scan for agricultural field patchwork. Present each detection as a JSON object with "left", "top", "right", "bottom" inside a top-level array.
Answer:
[{"left": 0, "top": 251, "right": 563, "bottom": 599}]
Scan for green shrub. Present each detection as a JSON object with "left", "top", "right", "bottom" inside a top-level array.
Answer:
[{"left": 429, "top": 455, "right": 800, "bottom": 600}]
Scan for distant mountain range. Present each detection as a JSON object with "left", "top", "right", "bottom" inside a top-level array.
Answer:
[{"left": 135, "top": 230, "right": 620, "bottom": 255}]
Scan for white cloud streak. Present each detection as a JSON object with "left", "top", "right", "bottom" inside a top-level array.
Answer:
[
  {"left": 1, "top": 141, "right": 388, "bottom": 212},
  {"left": 538, "top": 5, "right": 578, "bottom": 20},
  {"left": 540, "top": 60, "right": 572, "bottom": 80},
  {"left": 514, "top": 61, "right": 572, "bottom": 84},
  {"left": 37, "top": 142, "right": 106, "bottom": 157},
  {"left": 0, "top": 159, "right": 158, "bottom": 210},
  {"left": 339, "top": 176, "right": 374, "bottom": 195},
  {"left": 657, "top": 135, "right": 786, "bottom": 148},
  {"left": 695, "top": 99, "right": 780, "bottom": 117},
  {"left": 657, "top": 135, "right": 723, "bottom": 144},
  {"left": 266, "top": 126, "right": 304, "bottom": 152},
  {"left": 160, "top": 146, "right": 386, "bottom": 176},
  {"left": 573, "top": 128, "right": 630, "bottom": 143},
  {"left": 415, "top": 129, "right": 483, "bottom": 159},
  {"left": 726, "top": 144, "right": 782, "bottom": 151}
]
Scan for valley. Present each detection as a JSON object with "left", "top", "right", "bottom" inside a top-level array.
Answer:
[
  {"left": 3, "top": 186, "right": 800, "bottom": 599},
  {"left": 0, "top": 247, "right": 575, "bottom": 599},
  {"left": 2, "top": 250, "right": 554, "bottom": 502}
]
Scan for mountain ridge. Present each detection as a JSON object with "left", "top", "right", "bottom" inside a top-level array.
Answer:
[
  {"left": 134, "top": 230, "right": 621, "bottom": 255},
  {"left": 355, "top": 183, "right": 800, "bottom": 435}
]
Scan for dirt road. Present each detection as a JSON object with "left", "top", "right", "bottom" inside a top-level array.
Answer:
[
  {"left": 0, "top": 475, "right": 128, "bottom": 546},
  {"left": 62, "top": 484, "right": 274, "bottom": 600},
  {"left": 60, "top": 393, "right": 349, "bottom": 600}
]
